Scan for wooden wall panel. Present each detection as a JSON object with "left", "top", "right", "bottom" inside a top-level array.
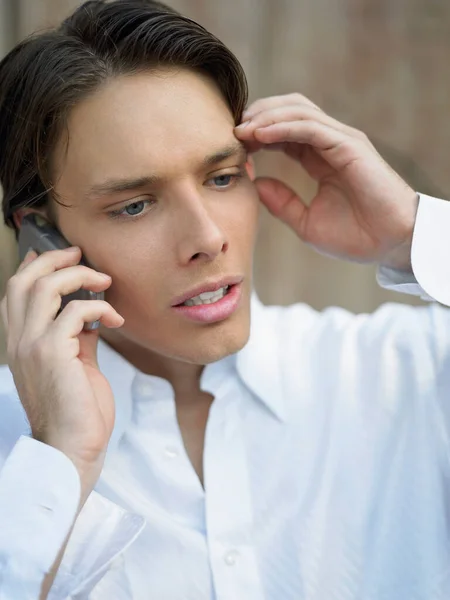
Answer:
[{"left": 2, "top": 0, "right": 449, "bottom": 360}]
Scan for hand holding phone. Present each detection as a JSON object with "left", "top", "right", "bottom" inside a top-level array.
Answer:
[
  {"left": 18, "top": 214, "right": 103, "bottom": 330},
  {"left": 1, "top": 223, "right": 125, "bottom": 499}
]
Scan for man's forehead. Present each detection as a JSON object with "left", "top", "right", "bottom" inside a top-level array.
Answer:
[
  {"left": 68, "top": 69, "right": 234, "bottom": 132},
  {"left": 68, "top": 73, "right": 234, "bottom": 143},
  {"left": 57, "top": 78, "right": 240, "bottom": 186}
]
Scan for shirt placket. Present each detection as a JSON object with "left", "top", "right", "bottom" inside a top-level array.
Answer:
[{"left": 202, "top": 380, "right": 264, "bottom": 600}]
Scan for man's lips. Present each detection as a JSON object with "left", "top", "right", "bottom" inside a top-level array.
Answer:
[
  {"left": 172, "top": 282, "right": 243, "bottom": 324},
  {"left": 171, "top": 275, "right": 244, "bottom": 306}
]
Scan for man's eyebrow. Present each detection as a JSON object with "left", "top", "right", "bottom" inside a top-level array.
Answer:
[
  {"left": 86, "top": 143, "right": 248, "bottom": 200},
  {"left": 86, "top": 175, "right": 160, "bottom": 200},
  {"left": 202, "top": 142, "right": 248, "bottom": 167}
]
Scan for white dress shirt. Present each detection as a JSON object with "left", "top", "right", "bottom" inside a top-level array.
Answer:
[{"left": 1, "top": 193, "right": 450, "bottom": 600}]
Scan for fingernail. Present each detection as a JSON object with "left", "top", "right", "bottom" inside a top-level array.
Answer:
[
  {"left": 236, "top": 120, "right": 251, "bottom": 129},
  {"left": 99, "top": 273, "right": 111, "bottom": 280},
  {"left": 65, "top": 246, "right": 80, "bottom": 252}
]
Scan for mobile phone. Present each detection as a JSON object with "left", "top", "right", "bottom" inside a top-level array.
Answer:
[{"left": 18, "top": 214, "right": 104, "bottom": 331}]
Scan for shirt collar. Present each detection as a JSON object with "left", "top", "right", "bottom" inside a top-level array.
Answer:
[
  {"left": 235, "top": 293, "right": 287, "bottom": 422},
  {"left": 97, "top": 337, "right": 136, "bottom": 457},
  {"left": 97, "top": 292, "right": 286, "bottom": 454}
]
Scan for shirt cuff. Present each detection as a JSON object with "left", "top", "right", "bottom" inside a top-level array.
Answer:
[
  {"left": 377, "top": 193, "right": 450, "bottom": 306},
  {"left": 376, "top": 265, "right": 435, "bottom": 302},
  {"left": 0, "top": 435, "right": 146, "bottom": 599},
  {"left": 51, "top": 490, "right": 145, "bottom": 598},
  {"left": 0, "top": 436, "right": 81, "bottom": 596}
]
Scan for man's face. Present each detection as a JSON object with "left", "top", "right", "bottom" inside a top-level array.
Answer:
[{"left": 51, "top": 69, "right": 259, "bottom": 365}]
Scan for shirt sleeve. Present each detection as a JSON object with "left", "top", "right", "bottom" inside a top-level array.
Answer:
[
  {"left": 376, "top": 193, "right": 450, "bottom": 306},
  {"left": 0, "top": 435, "right": 145, "bottom": 600}
]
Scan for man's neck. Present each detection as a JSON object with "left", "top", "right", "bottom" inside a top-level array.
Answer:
[{"left": 100, "top": 328, "right": 205, "bottom": 399}]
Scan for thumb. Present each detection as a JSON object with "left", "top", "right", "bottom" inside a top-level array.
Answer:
[{"left": 254, "top": 177, "right": 308, "bottom": 238}]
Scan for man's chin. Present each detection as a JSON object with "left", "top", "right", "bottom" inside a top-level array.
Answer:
[
  {"left": 181, "top": 324, "right": 251, "bottom": 366},
  {"left": 169, "top": 289, "right": 252, "bottom": 365},
  {"left": 99, "top": 297, "right": 252, "bottom": 369}
]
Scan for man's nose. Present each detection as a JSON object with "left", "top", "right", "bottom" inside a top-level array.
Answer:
[{"left": 174, "top": 195, "right": 229, "bottom": 265}]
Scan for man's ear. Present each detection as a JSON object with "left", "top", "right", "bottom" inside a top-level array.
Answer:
[
  {"left": 245, "top": 155, "right": 256, "bottom": 181},
  {"left": 12, "top": 207, "right": 50, "bottom": 231}
]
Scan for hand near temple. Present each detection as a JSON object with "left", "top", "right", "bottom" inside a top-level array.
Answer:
[{"left": 235, "top": 93, "right": 419, "bottom": 271}]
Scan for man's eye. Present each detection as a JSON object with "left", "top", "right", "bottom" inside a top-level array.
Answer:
[
  {"left": 124, "top": 201, "right": 146, "bottom": 216},
  {"left": 108, "top": 199, "right": 152, "bottom": 220},
  {"left": 214, "top": 174, "right": 233, "bottom": 187},
  {"left": 208, "top": 172, "right": 243, "bottom": 189}
]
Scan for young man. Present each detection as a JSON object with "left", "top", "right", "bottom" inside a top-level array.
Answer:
[{"left": 0, "top": 1, "right": 449, "bottom": 599}]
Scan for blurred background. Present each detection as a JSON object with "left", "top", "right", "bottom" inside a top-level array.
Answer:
[{"left": 1, "top": 0, "right": 449, "bottom": 361}]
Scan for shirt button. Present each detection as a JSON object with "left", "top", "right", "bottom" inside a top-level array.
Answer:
[
  {"left": 223, "top": 549, "right": 240, "bottom": 566},
  {"left": 164, "top": 446, "right": 179, "bottom": 459}
]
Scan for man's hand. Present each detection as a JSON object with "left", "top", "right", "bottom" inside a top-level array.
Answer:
[
  {"left": 235, "top": 93, "right": 419, "bottom": 271},
  {"left": 0, "top": 247, "right": 124, "bottom": 498}
]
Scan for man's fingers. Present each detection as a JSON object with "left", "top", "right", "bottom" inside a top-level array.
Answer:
[
  {"left": 6, "top": 247, "right": 82, "bottom": 337},
  {"left": 23, "top": 266, "right": 113, "bottom": 339},
  {"left": 250, "top": 120, "right": 368, "bottom": 173},
  {"left": 254, "top": 120, "right": 343, "bottom": 148},
  {"left": 53, "top": 299, "right": 124, "bottom": 340},
  {"left": 255, "top": 176, "right": 308, "bottom": 239},
  {"left": 243, "top": 93, "right": 322, "bottom": 120},
  {"left": 17, "top": 249, "right": 39, "bottom": 273},
  {"left": 236, "top": 105, "right": 366, "bottom": 142},
  {"left": 4, "top": 251, "right": 39, "bottom": 333}
]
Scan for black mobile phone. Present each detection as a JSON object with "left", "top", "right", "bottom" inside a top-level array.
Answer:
[{"left": 18, "top": 214, "right": 104, "bottom": 331}]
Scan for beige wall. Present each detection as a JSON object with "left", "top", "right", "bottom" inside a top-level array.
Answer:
[{"left": 3, "top": 0, "right": 447, "bottom": 360}]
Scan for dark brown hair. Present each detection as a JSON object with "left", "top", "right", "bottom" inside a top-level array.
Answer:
[{"left": 0, "top": 0, "right": 248, "bottom": 235}]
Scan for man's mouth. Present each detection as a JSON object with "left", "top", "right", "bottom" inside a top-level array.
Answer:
[
  {"left": 182, "top": 285, "right": 230, "bottom": 306},
  {"left": 171, "top": 276, "right": 243, "bottom": 307},
  {"left": 171, "top": 278, "right": 243, "bottom": 324}
]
